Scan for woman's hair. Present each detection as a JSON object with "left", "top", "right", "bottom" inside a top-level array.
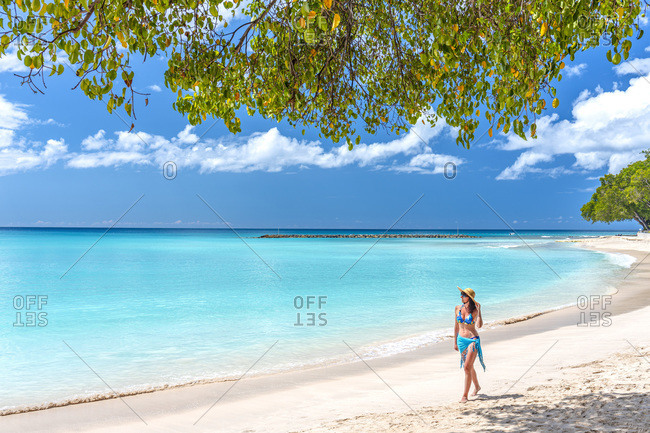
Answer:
[{"left": 465, "top": 296, "right": 476, "bottom": 314}]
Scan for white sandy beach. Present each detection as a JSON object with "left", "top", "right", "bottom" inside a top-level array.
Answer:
[{"left": 1, "top": 235, "right": 648, "bottom": 433}]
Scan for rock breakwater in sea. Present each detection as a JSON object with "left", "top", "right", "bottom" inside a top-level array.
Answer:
[{"left": 258, "top": 234, "right": 479, "bottom": 239}]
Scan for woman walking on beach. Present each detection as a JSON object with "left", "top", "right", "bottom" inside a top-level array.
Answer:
[{"left": 454, "top": 286, "right": 486, "bottom": 403}]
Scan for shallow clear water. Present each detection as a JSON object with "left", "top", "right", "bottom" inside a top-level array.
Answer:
[{"left": 0, "top": 228, "right": 636, "bottom": 410}]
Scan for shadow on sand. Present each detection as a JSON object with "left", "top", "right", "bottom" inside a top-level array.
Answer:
[{"left": 453, "top": 390, "right": 648, "bottom": 432}]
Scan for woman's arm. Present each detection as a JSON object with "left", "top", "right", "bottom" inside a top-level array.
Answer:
[
  {"left": 476, "top": 302, "right": 483, "bottom": 328},
  {"left": 453, "top": 306, "right": 459, "bottom": 350}
]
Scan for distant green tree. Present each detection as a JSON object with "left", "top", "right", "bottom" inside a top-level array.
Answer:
[{"left": 581, "top": 150, "right": 650, "bottom": 231}]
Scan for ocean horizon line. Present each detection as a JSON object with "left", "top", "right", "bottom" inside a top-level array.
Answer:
[{"left": 0, "top": 226, "right": 640, "bottom": 232}]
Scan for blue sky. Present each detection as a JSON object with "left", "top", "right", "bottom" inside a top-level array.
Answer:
[{"left": 1, "top": 19, "right": 650, "bottom": 230}]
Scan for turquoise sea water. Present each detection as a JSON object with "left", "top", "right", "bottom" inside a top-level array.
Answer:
[{"left": 0, "top": 228, "right": 637, "bottom": 411}]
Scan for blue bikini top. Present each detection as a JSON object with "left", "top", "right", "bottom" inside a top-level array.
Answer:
[{"left": 457, "top": 307, "right": 475, "bottom": 325}]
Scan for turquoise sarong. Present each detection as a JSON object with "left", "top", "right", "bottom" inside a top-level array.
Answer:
[{"left": 457, "top": 334, "right": 486, "bottom": 372}]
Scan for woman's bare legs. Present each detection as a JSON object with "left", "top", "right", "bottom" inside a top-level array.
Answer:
[
  {"left": 461, "top": 344, "right": 478, "bottom": 403},
  {"left": 470, "top": 366, "right": 481, "bottom": 396}
]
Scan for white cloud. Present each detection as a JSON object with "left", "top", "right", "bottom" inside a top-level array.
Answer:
[
  {"left": 564, "top": 63, "right": 587, "bottom": 77},
  {"left": 0, "top": 46, "right": 27, "bottom": 74},
  {"left": 0, "top": 95, "right": 65, "bottom": 130},
  {"left": 0, "top": 44, "right": 69, "bottom": 75},
  {"left": 392, "top": 152, "right": 464, "bottom": 174},
  {"left": 0, "top": 128, "right": 15, "bottom": 148},
  {"left": 147, "top": 84, "right": 162, "bottom": 92},
  {"left": 0, "top": 89, "right": 464, "bottom": 176},
  {"left": 0, "top": 138, "right": 68, "bottom": 175},
  {"left": 0, "top": 94, "right": 29, "bottom": 130},
  {"left": 613, "top": 58, "right": 650, "bottom": 76},
  {"left": 646, "top": 46, "right": 650, "bottom": 52},
  {"left": 176, "top": 125, "right": 199, "bottom": 144},
  {"left": 496, "top": 151, "right": 555, "bottom": 180},
  {"left": 573, "top": 151, "right": 608, "bottom": 170},
  {"left": 496, "top": 70, "right": 650, "bottom": 180},
  {"left": 607, "top": 151, "right": 644, "bottom": 173},
  {"left": 573, "top": 89, "right": 591, "bottom": 106},
  {"left": 0, "top": 94, "right": 69, "bottom": 174},
  {"left": 66, "top": 119, "right": 461, "bottom": 174},
  {"left": 0, "top": 54, "right": 26, "bottom": 73},
  {"left": 33, "top": 118, "right": 65, "bottom": 127},
  {"left": 67, "top": 151, "right": 149, "bottom": 168},
  {"left": 81, "top": 129, "right": 110, "bottom": 150}
]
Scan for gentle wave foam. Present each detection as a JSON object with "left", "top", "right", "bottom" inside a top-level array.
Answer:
[{"left": 603, "top": 252, "right": 636, "bottom": 268}]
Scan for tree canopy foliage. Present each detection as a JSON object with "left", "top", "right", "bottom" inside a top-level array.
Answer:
[
  {"left": 581, "top": 150, "right": 650, "bottom": 231},
  {"left": 0, "top": 0, "right": 647, "bottom": 148}
]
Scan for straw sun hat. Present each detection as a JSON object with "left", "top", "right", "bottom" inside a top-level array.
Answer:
[{"left": 457, "top": 286, "right": 477, "bottom": 302}]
